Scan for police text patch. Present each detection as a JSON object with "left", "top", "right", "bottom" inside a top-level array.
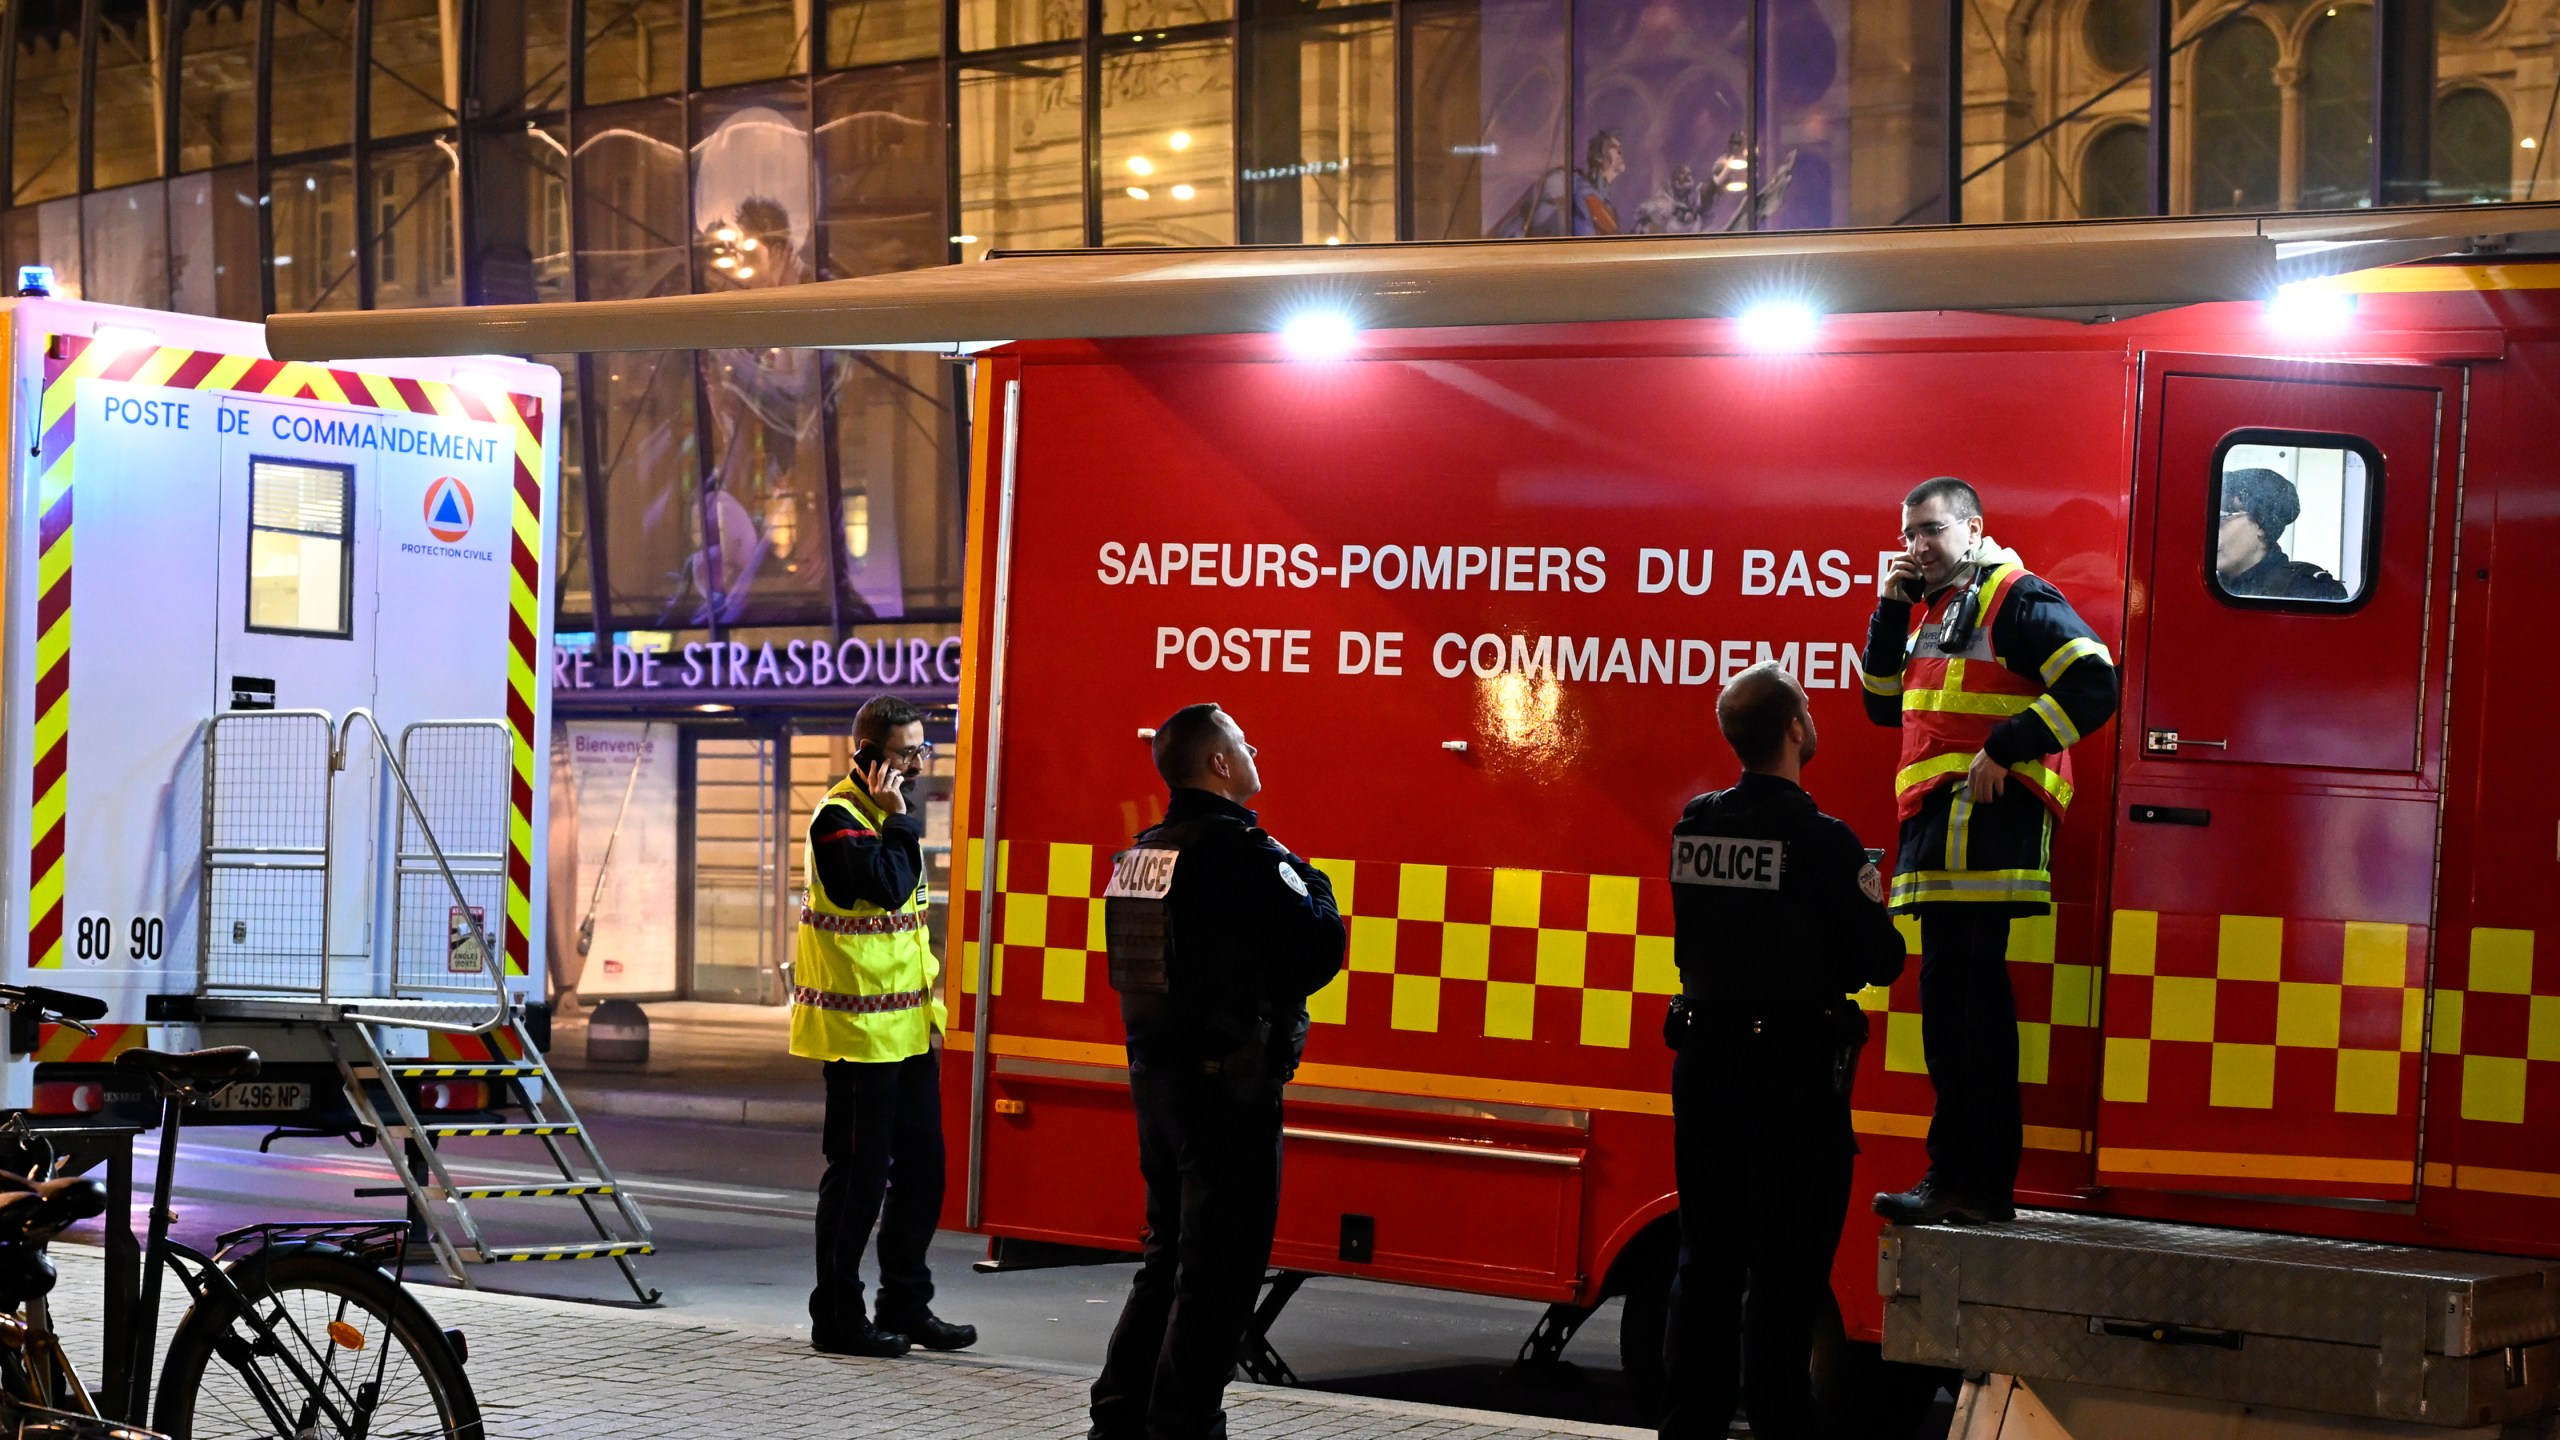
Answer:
[
  {"left": 1105, "top": 848, "right": 1180, "bottom": 899},
  {"left": 1671, "top": 836, "right": 1784, "bottom": 890}
]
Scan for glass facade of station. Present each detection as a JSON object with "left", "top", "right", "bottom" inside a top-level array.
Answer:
[{"left": 11, "top": 0, "right": 2548, "bottom": 998}]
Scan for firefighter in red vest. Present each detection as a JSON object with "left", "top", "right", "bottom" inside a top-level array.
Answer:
[{"left": 1860, "top": 478, "right": 2118, "bottom": 1225}]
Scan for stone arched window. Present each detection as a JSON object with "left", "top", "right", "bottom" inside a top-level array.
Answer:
[
  {"left": 2080, "top": 122, "right": 2150, "bottom": 216},
  {"left": 2300, "top": 5, "right": 2373, "bottom": 209},
  {"left": 2190, "top": 18, "right": 2280, "bottom": 211},
  {"left": 2082, "top": 0, "right": 2150, "bottom": 75},
  {"left": 2434, "top": 88, "right": 2514, "bottom": 201}
]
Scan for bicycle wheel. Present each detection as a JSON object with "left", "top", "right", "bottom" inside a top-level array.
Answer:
[{"left": 150, "top": 1250, "right": 480, "bottom": 1440}]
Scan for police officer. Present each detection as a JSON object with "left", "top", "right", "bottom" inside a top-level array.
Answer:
[
  {"left": 795, "top": 696, "right": 976, "bottom": 1358},
  {"left": 1660, "top": 662, "right": 1905, "bottom": 1440},
  {"left": 1090, "top": 703, "right": 1346, "bottom": 1440}
]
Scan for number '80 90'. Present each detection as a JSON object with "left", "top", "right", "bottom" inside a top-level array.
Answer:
[{"left": 72, "top": 915, "right": 164, "bottom": 962}]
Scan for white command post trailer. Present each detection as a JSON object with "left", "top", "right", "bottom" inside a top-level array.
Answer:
[{"left": 0, "top": 296, "right": 653, "bottom": 1300}]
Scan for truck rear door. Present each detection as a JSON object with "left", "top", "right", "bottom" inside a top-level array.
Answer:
[{"left": 2096, "top": 353, "right": 2462, "bottom": 1202}]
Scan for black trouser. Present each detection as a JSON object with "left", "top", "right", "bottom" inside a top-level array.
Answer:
[
  {"left": 810, "top": 1049, "right": 943, "bottom": 1331},
  {"left": 1090, "top": 1064, "right": 1283, "bottom": 1440},
  {"left": 1659, "top": 1034, "right": 1852, "bottom": 1440},
  {"left": 1918, "top": 908, "right": 2021, "bottom": 1202}
]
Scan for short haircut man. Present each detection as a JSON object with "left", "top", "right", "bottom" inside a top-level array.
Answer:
[
  {"left": 1903, "top": 475, "right": 1982, "bottom": 521},
  {"left": 1717, "top": 664, "right": 1806, "bottom": 772},
  {"left": 854, "top": 695, "right": 925, "bottom": 747},
  {"left": 1151, "top": 703, "right": 1228, "bottom": 787}
]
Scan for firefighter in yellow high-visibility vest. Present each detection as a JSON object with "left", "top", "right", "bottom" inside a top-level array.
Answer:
[
  {"left": 1860, "top": 478, "right": 2118, "bottom": 1227},
  {"left": 795, "top": 695, "right": 975, "bottom": 1358}
]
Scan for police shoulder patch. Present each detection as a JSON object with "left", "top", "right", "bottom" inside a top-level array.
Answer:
[
  {"left": 1105, "top": 848, "right": 1180, "bottom": 899},
  {"left": 1277, "top": 861, "right": 1309, "bottom": 897},
  {"left": 1858, "top": 862, "right": 1885, "bottom": 905}
]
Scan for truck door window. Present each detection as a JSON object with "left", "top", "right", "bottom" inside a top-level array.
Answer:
[
  {"left": 2211, "top": 434, "right": 2374, "bottom": 608},
  {"left": 247, "top": 457, "right": 354, "bottom": 637}
]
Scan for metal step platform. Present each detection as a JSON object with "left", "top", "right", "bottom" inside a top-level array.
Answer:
[
  {"left": 1882, "top": 1210, "right": 2560, "bottom": 1428},
  {"left": 184, "top": 708, "right": 659, "bottom": 1303}
]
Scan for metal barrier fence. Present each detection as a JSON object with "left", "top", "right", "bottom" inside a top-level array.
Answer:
[
  {"left": 199, "top": 711, "right": 335, "bottom": 994},
  {"left": 391, "top": 722, "right": 511, "bottom": 996}
]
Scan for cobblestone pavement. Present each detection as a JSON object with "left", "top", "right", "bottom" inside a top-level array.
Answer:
[{"left": 46, "top": 1245, "right": 1643, "bottom": 1440}]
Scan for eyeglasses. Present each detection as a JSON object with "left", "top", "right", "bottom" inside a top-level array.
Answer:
[
  {"left": 1899, "top": 519, "right": 1959, "bottom": 544},
  {"left": 2218, "top": 509, "right": 2250, "bottom": 524},
  {"left": 886, "top": 742, "right": 934, "bottom": 764}
]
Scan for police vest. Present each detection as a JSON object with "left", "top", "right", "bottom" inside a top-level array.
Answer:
[
  {"left": 1102, "top": 820, "right": 1213, "bottom": 1001},
  {"left": 788, "top": 777, "right": 946, "bottom": 1064},
  {"left": 1892, "top": 564, "right": 2074, "bottom": 823}
]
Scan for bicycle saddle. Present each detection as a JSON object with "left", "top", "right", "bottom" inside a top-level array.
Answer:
[
  {"left": 0, "top": 1176, "right": 106, "bottom": 1244},
  {"left": 115, "top": 1046, "right": 261, "bottom": 1097}
]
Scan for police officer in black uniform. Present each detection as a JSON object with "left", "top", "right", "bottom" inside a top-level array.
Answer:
[
  {"left": 1090, "top": 703, "right": 1346, "bottom": 1440},
  {"left": 1659, "top": 662, "right": 1907, "bottom": 1440}
]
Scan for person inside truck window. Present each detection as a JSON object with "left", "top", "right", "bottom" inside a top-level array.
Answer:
[{"left": 2217, "top": 466, "right": 2352, "bottom": 603}]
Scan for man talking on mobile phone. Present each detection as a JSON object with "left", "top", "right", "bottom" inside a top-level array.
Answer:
[
  {"left": 794, "top": 695, "right": 976, "bottom": 1358},
  {"left": 1861, "top": 478, "right": 2117, "bottom": 1227}
]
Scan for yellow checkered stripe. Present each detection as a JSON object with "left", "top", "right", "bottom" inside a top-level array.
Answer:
[
  {"left": 2445, "top": 926, "right": 2555, "bottom": 1126},
  {"left": 2099, "top": 911, "right": 2425, "bottom": 1116},
  {"left": 959, "top": 841, "right": 1681, "bottom": 1048},
  {"left": 1854, "top": 911, "right": 2099, "bottom": 1086}
]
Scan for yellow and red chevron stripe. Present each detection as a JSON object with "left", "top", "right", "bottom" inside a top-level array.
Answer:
[
  {"left": 32, "top": 336, "right": 547, "bottom": 975},
  {"left": 31, "top": 1022, "right": 142, "bottom": 1064}
]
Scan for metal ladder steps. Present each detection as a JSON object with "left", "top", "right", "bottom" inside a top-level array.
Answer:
[
  {"left": 440, "top": 1182, "right": 619, "bottom": 1201},
  {"left": 486, "top": 1241, "right": 656, "bottom": 1263},
  {"left": 408, "top": 1122, "right": 582, "bottom": 1139},
  {"left": 369, "top": 1063, "right": 545, "bottom": 1079}
]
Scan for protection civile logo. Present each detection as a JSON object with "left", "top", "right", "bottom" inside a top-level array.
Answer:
[{"left": 423, "top": 476, "right": 475, "bottom": 543}]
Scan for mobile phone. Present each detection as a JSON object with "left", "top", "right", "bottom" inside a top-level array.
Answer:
[{"left": 853, "top": 742, "right": 886, "bottom": 773}]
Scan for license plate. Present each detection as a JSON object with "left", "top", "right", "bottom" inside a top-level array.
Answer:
[{"left": 199, "top": 1082, "right": 312, "bottom": 1113}]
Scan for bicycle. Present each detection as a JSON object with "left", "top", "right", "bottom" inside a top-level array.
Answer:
[{"left": 0, "top": 984, "right": 482, "bottom": 1440}]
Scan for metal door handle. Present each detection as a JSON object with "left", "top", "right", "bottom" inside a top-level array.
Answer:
[
  {"left": 2130, "top": 805, "right": 2210, "bottom": 826},
  {"left": 2144, "top": 730, "right": 2230, "bottom": 755}
]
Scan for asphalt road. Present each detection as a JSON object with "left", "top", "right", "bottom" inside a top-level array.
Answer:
[{"left": 71, "top": 1112, "right": 1652, "bottom": 1430}]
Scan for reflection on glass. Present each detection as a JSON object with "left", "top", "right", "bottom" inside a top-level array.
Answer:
[
  {"left": 82, "top": 183, "right": 170, "bottom": 308},
  {"left": 827, "top": 350, "right": 960, "bottom": 617},
  {"left": 590, "top": 352, "right": 705, "bottom": 626},
  {"left": 700, "top": 0, "right": 810, "bottom": 88},
  {"left": 1105, "top": 0, "right": 1229, "bottom": 34},
  {"left": 1243, "top": 16, "right": 1391, "bottom": 244},
  {"left": 271, "top": 159, "right": 361, "bottom": 311},
  {"left": 575, "top": 100, "right": 690, "bottom": 298},
  {"left": 1778, "top": 0, "right": 1947, "bottom": 228},
  {"left": 94, "top": 0, "right": 164, "bottom": 188},
  {"left": 1959, "top": 0, "right": 2147, "bottom": 221},
  {"left": 13, "top": 4, "right": 82, "bottom": 204},
  {"left": 372, "top": 0, "right": 459, "bottom": 138},
  {"left": 959, "top": 0, "right": 1081, "bottom": 53},
  {"left": 693, "top": 89, "right": 831, "bottom": 626},
  {"left": 1550, "top": 0, "right": 1748, "bottom": 237},
  {"left": 546, "top": 353, "right": 594, "bottom": 627},
  {"left": 210, "top": 163, "right": 264, "bottom": 318},
  {"left": 2434, "top": 89, "right": 2514, "bottom": 203},
  {"left": 272, "top": 0, "right": 358, "bottom": 155},
  {"left": 523, "top": 0, "right": 573, "bottom": 110},
  {"left": 178, "top": 0, "right": 258, "bottom": 171},
  {"left": 2182, "top": 16, "right": 2278, "bottom": 213},
  {"left": 1101, "top": 40, "right": 1234, "bottom": 246},
  {"left": 530, "top": 122, "right": 573, "bottom": 300},
  {"left": 818, "top": 65, "right": 946, "bottom": 277},
  {"left": 2299, "top": 9, "right": 2371, "bottom": 210},
  {"left": 170, "top": 171, "right": 217, "bottom": 313},
  {"left": 369, "top": 143, "right": 461, "bottom": 309},
  {"left": 586, "top": 0, "right": 685, "bottom": 104},
  {"left": 2078, "top": 123, "right": 2148, "bottom": 219},
  {"left": 829, "top": 0, "right": 941, "bottom": 68},
  {"left": 0, "top": 200, "right": 84, "bottom": 297},
  {"left": 2216, "top": 444, "right": 2365, "bottom": 605},
  {"left": 1409, "top": 0, "right": 1570, "bottom": 240},
  {"left": 958, "top": 58, "right": 1085, "bottom": 259}
]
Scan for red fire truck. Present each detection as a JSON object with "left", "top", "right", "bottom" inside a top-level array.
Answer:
[{"left": 271, "top": 207, "right": 2560, "bottom": 1434}]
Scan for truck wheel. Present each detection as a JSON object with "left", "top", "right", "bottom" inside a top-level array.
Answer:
[
  {"left": 1809, "top": 1293, "right": 1950, "bottom": 1440},
  {"left": 1614, "top": 1227, "right": 1676, "bottom": 1418}
]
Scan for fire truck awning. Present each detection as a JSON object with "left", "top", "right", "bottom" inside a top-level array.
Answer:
[{"left": 264, "top": 203, "right": 2560, "bottom": 361}]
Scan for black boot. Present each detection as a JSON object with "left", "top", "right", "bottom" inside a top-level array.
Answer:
[
  {"left": 1873, "top": 1178, "right": 2009, "bottom": 1225},
  {"left": 813, "top": 1316, "right": 911, "bottom": 1357},
  {"left": 880, "top": 1308, "right": 977, "bottom": 1352}
]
